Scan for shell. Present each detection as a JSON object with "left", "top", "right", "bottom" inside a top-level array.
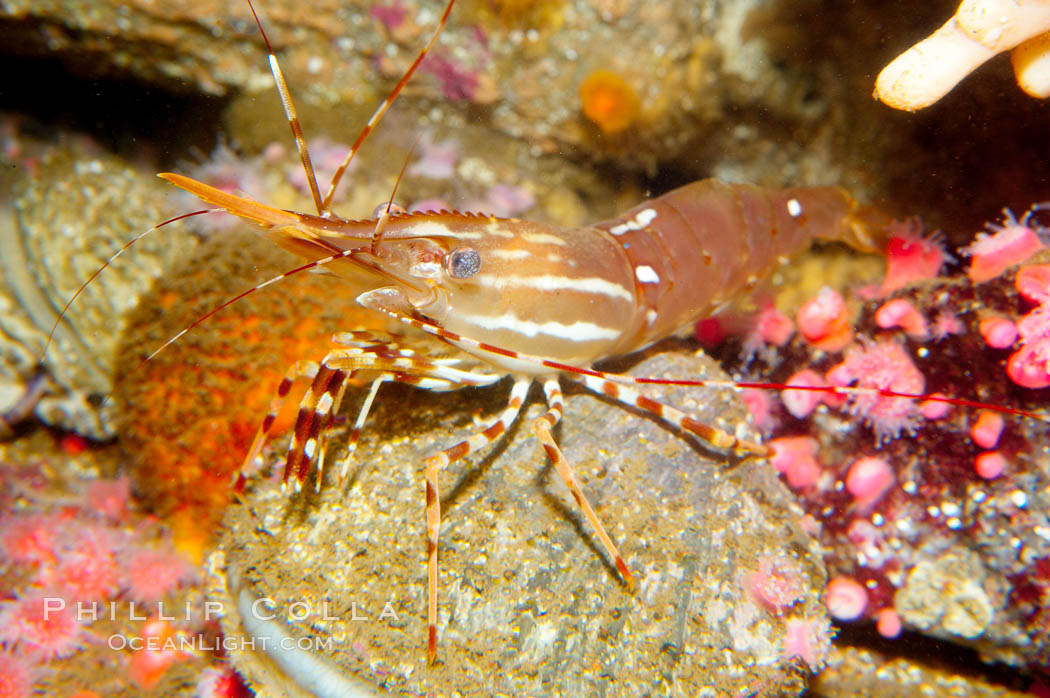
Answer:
[{"left": 0, "top": 141, "right": 196, "bottom": 438}]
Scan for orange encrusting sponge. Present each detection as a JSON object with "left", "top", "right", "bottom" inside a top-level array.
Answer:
[
  {"left": 115, "top": 230, "right": 388, "bottom": 541},
  {"left": 579, "top": 69, "right": 640, "bottom": 134}
]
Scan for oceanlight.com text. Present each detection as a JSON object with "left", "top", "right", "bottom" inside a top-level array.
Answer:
[{"left": 106, "top": 633, "right": 335, "bottom": 653}]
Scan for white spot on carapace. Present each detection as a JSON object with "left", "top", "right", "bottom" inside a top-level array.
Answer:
[
  {"left": 645, "top": 309, "right": 657, "bottom": 325},
  {"left": 520, "top": 231, "right": 566, "bottom": 245},
  {"left": 455, "top": 311, "right": 620, "bottom": 342},
  {"left": 609, "top": 207, "right": 658, "bottom": 236},
  {"left": 489, "top": 249, "right": 532, "bottom": 261},
  {"left": 475, "top": 273, "right": 633, "bottom": 301},
  {"left": 787, "top": 198, "right": 802, "bottom": 218},
  {"left": 636, "top": 208, "right": 658, "bottom": 225},
  {"left": 411, "top": 220, "right": 481, "bottom": 240},
  {"left": 635, "top": 265, "right": 660, "bottom": 284},
  {"left": 484, "top": 222, "right": 514, "bottom": 238}
]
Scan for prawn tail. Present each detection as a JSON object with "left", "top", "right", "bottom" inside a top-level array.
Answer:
[
  {"left": 841, "top": 201, "right": 898, "bottom": 254},
  {"left": 780, "top": 185, "right": 897, "bottom": 255}
]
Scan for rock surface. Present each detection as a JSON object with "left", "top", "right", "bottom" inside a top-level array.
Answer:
[
  {"left": 813, "top": 645, "right": 1032, "bottom": 698},
  {"left": 212, "top": 349, "right": 829, "bottom": 696}
]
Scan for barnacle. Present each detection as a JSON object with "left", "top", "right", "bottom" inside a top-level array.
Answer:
[{"left": 578, "top": 69, "right": 641, "bottom": 134}]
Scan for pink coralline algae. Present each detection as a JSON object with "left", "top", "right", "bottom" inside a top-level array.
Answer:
[
  {"left": 408, "top": 132, "right": 459, "bottom": 180},
  {"left": 285, "top": 137, "right": 354, "bottom": 203},
  {"left": 369, "top": 1, "right": 408, "bottom": 33},
  {"left": 474, "top": 183, "right": 536, "bottom": 217},
  {"left": 464, "top": 182, "right": 538, "bottom": 218},
  {"left": 421, "top": 52, "right": 481, "bottom": 102}
]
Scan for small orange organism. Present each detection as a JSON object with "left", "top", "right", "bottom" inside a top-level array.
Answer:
[{"left": 579, "top": 69, "right": 640, "bottom": 134}]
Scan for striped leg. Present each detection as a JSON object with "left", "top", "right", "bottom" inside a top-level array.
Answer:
[
  {"left": 531, "top": 378, "right": 636, "bottom": 592},
  {"left": 236, "top": 360, "right": 320, "bottom": 492},
  {"left": 313, "top": 369, "right": 462, "bottom": 489},
  {"left": 301, "top": 332, "right": 422, "bottom": 490},
  {"left": 333, "top": 374, "right": 387, "bottom": 486},
  {"left": 284, "top": 363, "right": 345, "bottom": 491},
  {"left": 307, "top": 368, "right": 355, "bottom": 492},
  {"left": 423, "top": 376, "right": 532, "bottom": 663},
  {"left": 286, "top": 361, "right": 496, "bottom": 493},
  {"left": 574, "top": 374, "right": 770, "bottom": 457}
]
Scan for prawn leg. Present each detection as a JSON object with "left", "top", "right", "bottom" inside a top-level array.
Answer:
[
  {"left": 532, "top": 378, "right": 636, "bottom": 591},
  {"left": 423, "top": 376, "right": 531, "bottom": 663}
]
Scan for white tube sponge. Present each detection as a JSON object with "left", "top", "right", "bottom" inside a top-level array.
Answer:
[
  {"left": 1012, "top": 31, "right": 1050, "bottom": 97},
  {"left": 874, "top": 0, "right": 1050, "bottom": 110}
]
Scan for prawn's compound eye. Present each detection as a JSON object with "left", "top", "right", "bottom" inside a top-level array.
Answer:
[{"left": 445, "top": 247, "right": 482, "bottom": 279}]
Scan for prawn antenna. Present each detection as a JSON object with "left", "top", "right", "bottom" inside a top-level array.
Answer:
[{"left": 38, "top": 209, "right": 214, "bottom": 365}]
